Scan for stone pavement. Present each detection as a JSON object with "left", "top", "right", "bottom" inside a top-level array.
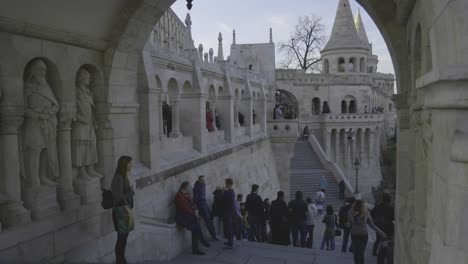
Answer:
[{"left": 146, "top": 222, "right": 378, "bottom": 264}]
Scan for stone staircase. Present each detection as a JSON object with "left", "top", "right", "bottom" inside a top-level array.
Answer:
[{"left": 290, "top": 139, "right": 342, "bottom": 209}]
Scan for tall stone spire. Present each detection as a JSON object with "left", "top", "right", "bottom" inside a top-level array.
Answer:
[
  {"left": 183, "top": 13, "right": 195, "bottom": 49},
  {"left": 322, "top": 0, "right": 366, "bottom": 51},
  {"left": 233, "top": 30, "right": 236, "bottom": 45},
  {"left": 355, "top": 9, "right": 369, "bottom": 46},
  {"left": 269, "top": 28, "right": 273, "bottom": 43},
  {"left": 217, "top": 32, "right": 224, "bottom": 61}
]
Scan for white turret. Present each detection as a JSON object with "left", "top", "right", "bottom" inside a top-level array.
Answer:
[{"left": 321, "top": 0, "right": 370, "bottom": 74}]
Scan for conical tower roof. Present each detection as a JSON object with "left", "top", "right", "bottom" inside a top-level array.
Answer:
[
  {"left": 322, "top": 0, "right": 367, "bottom": 52},
  {"left": 355, "top": 9, "right": 370, "bottom": 46}
]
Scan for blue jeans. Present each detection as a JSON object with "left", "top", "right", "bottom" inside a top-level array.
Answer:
[
  {"left": 291, "top": 222, "right": 307, "bottom": 247},
  {"left": 342, "top": 227, "right": 351, "bottom": 252}
]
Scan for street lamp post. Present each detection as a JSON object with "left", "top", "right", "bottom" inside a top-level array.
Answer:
[{"left": 354, "top": 158, "right": 361, "bottom": 194}]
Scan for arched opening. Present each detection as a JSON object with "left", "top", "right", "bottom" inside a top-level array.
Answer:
[
  {"left": 322, "top": 101, "right": 331, "bottom": 114},
  {"left": 323, "top": 59, "right": 329, "bottom": 74},
  {"left": 312, "top": 97, "right": 321, "bottom": 115},
  {"left": 167, "top": 78, "right": 180, "bottom": 137},
  {"left": 338, "top": 57, "right": 346, "bottom": 72},
  {"left": 389, "top": 103, "right": 393, "bottom": 112},
  {"left": 349, "top": 100, "right": 357, "bottom": 113},
  {"left": 341, "top": 100, "right": 348, "bottom": 114},
  {"left": 349, "top": 57, "right": 357, "bottom": 72},
  {"left": 360, "top": 58, "right": 365, "bottom": 72},
  {"left": 274, "top": 89, "right": 298, "bottom": 120},
  {"left": 207, "top": 85, "right": 216, "bottom": 132}
]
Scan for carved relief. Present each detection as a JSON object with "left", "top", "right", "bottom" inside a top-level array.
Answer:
[
  {"left": 22, "top": 59, "right": 59, "bottom": 187},
  {"left": 71, "top": 68, "right": 102, "bottom": 181},
  {"left": 411, "top": 110, "right": 432, "bottom": 160}
]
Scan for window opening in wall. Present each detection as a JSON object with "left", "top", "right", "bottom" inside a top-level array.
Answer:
[
  {"left": 312, "top": 97, "right": 321, "bottom": 115},
  {"left": 338, "top": 58, "right": 346, "bottom": 72},
  {"left": 341, "top": 100, "right": 348, "bottom": 113},
  {"left": 349, "top": 100, "right": 357, "bottom": 113}
]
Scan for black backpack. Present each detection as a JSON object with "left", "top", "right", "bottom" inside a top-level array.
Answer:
[{"left": 101, "top": 189, "right": 113, "bottom": 209}]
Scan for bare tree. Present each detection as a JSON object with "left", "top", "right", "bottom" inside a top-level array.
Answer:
[{"left": 279, "top": 15, "right": 326, "bottom": 72}]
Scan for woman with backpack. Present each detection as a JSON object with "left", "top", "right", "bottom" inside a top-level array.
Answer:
[
  {"left": 111, "top": 156, "right": 135, "bottom": 264},
  {"left": 349, "top": 200, "right": 387, "bottom": 264}
]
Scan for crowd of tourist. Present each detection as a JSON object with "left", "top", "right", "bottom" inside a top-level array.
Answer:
[
  {"left": 274, "top": 103, "right": 296, "bottom": 120},
  {"left": 108, "top": 156, "right": 394, "bottom": 264}
]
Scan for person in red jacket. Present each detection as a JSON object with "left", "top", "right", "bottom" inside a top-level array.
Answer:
[
  {"left": 206, "top": 105, "right": 214, "bottom": 132},
  {"left": 174, "top": 181, "right": 210, "bottom": 255}
]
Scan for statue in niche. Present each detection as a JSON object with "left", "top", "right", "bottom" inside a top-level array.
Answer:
[
  {"left": 71, "top": 68, "right": 102, "bottom": 180},
  {"left": 23, "top": 59, "right": 59, "bottom": 187}
]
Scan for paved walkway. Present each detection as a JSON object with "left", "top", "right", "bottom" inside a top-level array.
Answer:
[{"left": 148, "top": 223, "right": 378, "bottom": 264}]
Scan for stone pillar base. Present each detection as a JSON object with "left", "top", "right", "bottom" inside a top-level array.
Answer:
[
  {"left": 73, "top": 178, "right": 101, "bottom": 205},
  {"left": 57, "top": 187, "right": 81, "bottom": 210},
  {"left": 0, "top": 201, "right": 31, "bottom": 227},
  {"left": 169, "top": 131, "right": 182, "bottom": 138},
  {"left": 22, "top": 186, "right": 60, "bottom": 221}
]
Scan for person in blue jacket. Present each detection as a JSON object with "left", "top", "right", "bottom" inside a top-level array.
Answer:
[{"left": 193, "top": 175, "right": 217, "bottom": 240}]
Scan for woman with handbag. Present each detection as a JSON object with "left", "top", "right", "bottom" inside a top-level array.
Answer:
[
  {"left": 320, "top": 205, "right": 339, "bottom": 250},
  {"left": 111, "top": 156, "right": 135, "bottom": 264}
]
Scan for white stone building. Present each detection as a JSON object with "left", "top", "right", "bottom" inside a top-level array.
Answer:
[{"left": 275, "top": 3, "right": 396, "bottom": 197}]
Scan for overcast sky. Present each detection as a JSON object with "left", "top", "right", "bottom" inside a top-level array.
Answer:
[{"left": 171, "top": 0, "right": 395, "bottom": 75}]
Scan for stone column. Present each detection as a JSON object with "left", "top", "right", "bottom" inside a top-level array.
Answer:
[
  {"left": 0, "top": 106, "right": 31, "bottom": 227},
  {"left": 57, "top": 105, "right": 80, "bottom": 210},
  {"left": 170, "top": 99, "right": 182, "bottom": 138},
  {"left": 159, "top": 95, "right": 165, "bottom": 139},
  {"left": 368, "top": 130, "right": 375, "bottom": 167},
  {"left": 359, "top": 130, "right": 365, "bottom": 165},
  {"left": 324, "top": 129, "right": 332, "bottom": 158},
  {"left": 334, "top": 134, "right": 339, "bottom": 163},
  {"left": 212, "top": 101, "right": 218, "bottom": 132},
  {"left": 234, "top": 101, "right": 240, "bottom": 127},
  {"left": 218, "top": 95, "right": 234, "bottom": 143},
  {"left": 243, "top": 96, "right": 253, "bottom": 137},
  {"left": 259, "top": 97, "right": 267, "bottom": 135}
]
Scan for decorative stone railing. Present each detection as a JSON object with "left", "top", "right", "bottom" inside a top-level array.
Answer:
[
  {"left": 267, "top": 120, "right": 300, "bottom": 138},
  {"left": 321, "top": 113, "right": 384, "bottom": 123}
]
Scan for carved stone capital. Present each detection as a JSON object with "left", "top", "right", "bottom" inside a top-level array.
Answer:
[{"left": 0, "top": 105, "right": 24, "bottom": 135}]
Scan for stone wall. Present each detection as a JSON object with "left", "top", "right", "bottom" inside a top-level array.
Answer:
[{"left": 0, "top": 138, "right": 280, "bottom": 263}]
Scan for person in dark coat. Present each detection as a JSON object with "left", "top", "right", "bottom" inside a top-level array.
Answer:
[
  {"left": 270, "top": 191, "right": 290, "bottom": 246},
  {"left": 211, "top": 186, "right": 224, "bottom": 234},
  {"left": 288, "top": 190, "right": 308, "bottom": 247},
  {"left": 111, "top": 156, "right": 135, "bottom": 264},
  {"left": 245, "top": 184, "right": 264, "bottom": 242},
  {"left": 339, "top": 180, "right": 346, "bottom": 200},
  {"left": 339, "top": 197, "right": 356, "bottom": 253},
  {"left": 193, "top": 175, "right": 217, "bottom": 240},
  {"left": 174, "top": 181, "right": 210, "bottom": 255},
  {"left": 371, "top": 193, "right": 394, "bottom": 256},
  {"left": 222, "top": 178, "right": 236, "bottom": 248}
]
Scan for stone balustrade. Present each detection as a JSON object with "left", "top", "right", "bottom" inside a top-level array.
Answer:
[{"left": 321, "top": 113, "right": 384, "bottom": 123}]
